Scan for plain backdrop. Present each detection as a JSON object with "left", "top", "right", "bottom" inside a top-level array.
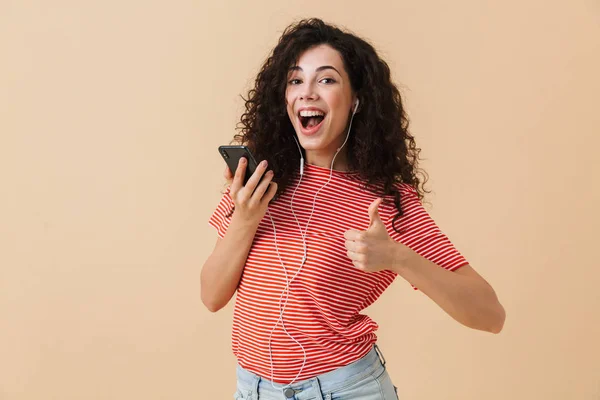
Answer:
[{"left": 1, "top": 1, "right": 599, "bottom": 399}]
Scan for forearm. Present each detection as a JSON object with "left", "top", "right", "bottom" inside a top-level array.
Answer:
[
  {"left": 392, "top": 245, "right": 505, "bottom": 333},
  {"left": 200, "top": 215, "right": 259, "bottom": 312}
]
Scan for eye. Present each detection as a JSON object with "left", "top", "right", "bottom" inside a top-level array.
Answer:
[
  {"left": 320, "top": 78, "right": 336, "bottom": 84},
  {"left": 288, "top": 78, "right": 302, "bottom": 85}
]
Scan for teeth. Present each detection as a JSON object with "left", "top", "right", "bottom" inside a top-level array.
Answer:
[{"left": 299, "top": 110, "right": 325, "bottom": 117}]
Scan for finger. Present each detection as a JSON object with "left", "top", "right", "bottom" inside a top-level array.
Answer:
[
  {"left": 224, "top": 166, "right": 233, "bottom": 184},
  {"left": 344, "top": 240, "right": 362, "bottom": 253},
  {"left": 352, "top": 260, "right": 366, "bottom": 271},
  {"left": 347, "top": 249, "right": 357, "bottom": 261},
  {"left": 230, "top": 157, "right": 247, "bottom": 195},
  {"left": 249, "top": 170, "right": 274, "bottom": 204},
  {"left": 344, "top": 229, "right": 364, "bottom": 241},
  {"left": 368, "top": 198, "right": 383, "bottom": 228},
  {"left": 264, "top": 180, "right": 278, "bottom": 203},
  {"left": 244, "top": 159, "right": 269, "bottom": 194},
  {"left": 347, "top": 249, "right": 365, "bottom": 262}
]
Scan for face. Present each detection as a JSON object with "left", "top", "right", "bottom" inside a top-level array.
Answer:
[{"left": 285, "top": 44, "right": 356, "bottom": 158}]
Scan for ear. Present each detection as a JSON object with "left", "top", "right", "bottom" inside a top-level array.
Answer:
[{"left": 352, "top": 98, "right": 360, "bottom": 114}]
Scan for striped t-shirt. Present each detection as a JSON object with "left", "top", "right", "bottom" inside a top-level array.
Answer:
[{"left": 208, "top": 163, "right": 468, "bottom": 384}]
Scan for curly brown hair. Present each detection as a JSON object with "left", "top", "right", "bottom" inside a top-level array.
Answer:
[{"left": 231, "top": 18, "right": 429, "bottom": 225}]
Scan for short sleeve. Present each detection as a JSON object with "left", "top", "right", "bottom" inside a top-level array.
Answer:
[
  {"left": 208, "top": 187, "right": 235, "bottom": 239},
  {"left": 384, "top": 185, "right": 469, "bottom": 290}
]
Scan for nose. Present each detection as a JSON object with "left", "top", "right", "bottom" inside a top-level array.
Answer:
[{"left": 299, "top": 81, "right": 318, "bottom": 102}]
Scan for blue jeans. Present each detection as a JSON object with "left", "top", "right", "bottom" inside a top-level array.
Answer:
[{"left": 234, "top": 345, "right": 399, "bottom": 399}]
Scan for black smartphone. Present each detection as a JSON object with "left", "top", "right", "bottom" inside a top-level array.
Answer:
[{"left": 218, "top": 145, "right": 261, "bottom": 185}]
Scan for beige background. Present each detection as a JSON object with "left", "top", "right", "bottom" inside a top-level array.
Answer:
[{"left": 1, "top": 0, "right": 599, "bottom": 399}]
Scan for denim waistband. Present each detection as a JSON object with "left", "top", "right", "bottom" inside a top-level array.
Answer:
[{"left": 236, "top": 345, "right": 387, "bottom": 398}]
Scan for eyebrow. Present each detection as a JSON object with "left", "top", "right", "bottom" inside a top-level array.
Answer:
[{"left": 288, "top": 65, "right": 341, "bottom": 75}]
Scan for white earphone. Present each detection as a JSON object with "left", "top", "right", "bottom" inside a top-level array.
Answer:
[{"left": 265, "top": 97, "right": 361, "bottom": 391}]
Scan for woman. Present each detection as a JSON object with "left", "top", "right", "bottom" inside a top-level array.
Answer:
[{"left": 201, "top": 18, "right": 505, "bottom": 400}]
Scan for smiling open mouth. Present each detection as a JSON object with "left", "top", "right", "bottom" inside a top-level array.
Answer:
[{"left": 300, "top": 115, "right": 325, "bottom": 128}]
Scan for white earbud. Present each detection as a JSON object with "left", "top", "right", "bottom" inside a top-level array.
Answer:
[
  {"left": 353, "top": 98, "right": 360, "bottom": 114},
  {"left": 293, "top": 135, "right": 304, "bottom": 175}
]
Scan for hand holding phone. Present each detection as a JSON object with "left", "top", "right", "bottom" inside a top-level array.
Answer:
[
  {"left": 219, "top": 145, "right": 260, "bottom": 185},
  {"left": 218, "top": 145, "right": 277, "bottom": 222}
]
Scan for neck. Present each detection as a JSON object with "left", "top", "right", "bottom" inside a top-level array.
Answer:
[{"left": 305, "top": 148, "right": 349, "bottom": 172}]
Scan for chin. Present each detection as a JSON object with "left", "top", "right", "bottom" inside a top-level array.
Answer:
[{"left": 296, "top": 133, "right": 327, "bottom": 150}]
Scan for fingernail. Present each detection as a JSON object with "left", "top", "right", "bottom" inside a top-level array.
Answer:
[
  {"left": 239, "top": 158, "right": 246, "bottom": 165},
  {"left": 261, "top": 160, "right": 268, "bottom": 167}
]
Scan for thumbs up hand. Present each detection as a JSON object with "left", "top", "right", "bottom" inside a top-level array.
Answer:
[{"left": 344, "top": 198, "right": 401, "bottom": 273}]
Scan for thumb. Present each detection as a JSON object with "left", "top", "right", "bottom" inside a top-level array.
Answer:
[
  {"left": 368, "top": 198, "right": 384, "bottom": 229},
  {"left": 224, "top": 166, "right": 233, "bottom": 185}
]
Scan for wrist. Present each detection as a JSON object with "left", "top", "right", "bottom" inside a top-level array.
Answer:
[
  {"left": 390, "top": 240, "right": 416, "bottom": 275},
  {"left": 230, "top": 212, "right": 261, "bottom": 233}
]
